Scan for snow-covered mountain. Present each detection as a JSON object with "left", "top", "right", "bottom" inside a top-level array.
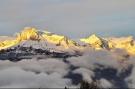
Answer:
[
  {"left": 0, "top": 27, "right": 79, "bottom": 49},
  {"left": 0, "top": 27, "right": 135, "bottom": 61},
  {"left": 80, "top": 34, "right": 135, "bottom": 55},
  {"left": 0, "top": 27, "right": 135, "bottom": 88},
  {"left": 80, "top": 34, "right": 109, "bottom": 50},
  {"left": 0, "top": 27, "right": 82, "bottom": 61}
]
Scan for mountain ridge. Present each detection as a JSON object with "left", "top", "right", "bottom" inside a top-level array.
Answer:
[{"left": 0, "top": 27, "right": 135, "bottom": 55}]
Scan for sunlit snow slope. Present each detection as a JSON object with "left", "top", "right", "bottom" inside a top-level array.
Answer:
[{"left": 0, "top": 27, "right": 135, "bottom": 55}]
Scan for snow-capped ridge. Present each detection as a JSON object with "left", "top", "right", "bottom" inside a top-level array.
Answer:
[
  {"left": 80, "top": 34, "right": 135, "bottom": 55},
  {"left": 107, "top": 36, "right": 135, "bottom": 54},
  {"left": 0, "top": 27, "right": 78, "bottom": 50},
  {"left": 0, "top": 27, "right": 135, "bottom": 55}
]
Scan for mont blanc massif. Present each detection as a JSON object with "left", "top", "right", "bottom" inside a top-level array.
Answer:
[{"left": 0, "top": 27, "right": 135, "bottom": 88}]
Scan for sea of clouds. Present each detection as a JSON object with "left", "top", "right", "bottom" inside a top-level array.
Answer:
[{"left": 0, "top": 48, "right": 135, "bottom": 88}]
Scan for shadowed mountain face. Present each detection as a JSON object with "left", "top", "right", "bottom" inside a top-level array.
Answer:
[{"left": 0, "top": 40, "right": 80, "bottom": 61}]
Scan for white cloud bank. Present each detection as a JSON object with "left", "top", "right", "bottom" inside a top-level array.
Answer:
[{"left": 0, "top": 49, "right": 135, "bottom": 88}]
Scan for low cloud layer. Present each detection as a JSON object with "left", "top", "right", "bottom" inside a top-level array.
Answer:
[{"left": 0, "top": 49, "right": 135, "bottom": 88}]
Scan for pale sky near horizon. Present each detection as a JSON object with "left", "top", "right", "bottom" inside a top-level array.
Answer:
[{"left": 0, "top": 0, "right": 135, "bottom": 38}]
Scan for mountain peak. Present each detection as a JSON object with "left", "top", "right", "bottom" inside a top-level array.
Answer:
[
  {"left": 16, "top": 27, "right": 40, "bottom": 41},
  {"left": 0, "top": 27, "right": 78, "bottom": 50},
  {"left": 80, "top": 34, "right": 107, "bottom": 50}
]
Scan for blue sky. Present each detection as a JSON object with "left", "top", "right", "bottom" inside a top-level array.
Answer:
[{"left": 0, "top": 0, "right": 135, "bottom": 38}]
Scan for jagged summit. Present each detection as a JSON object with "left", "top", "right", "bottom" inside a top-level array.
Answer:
[
  {"left": 16, "top": 27, "right": 40, "bottom": 41},
  {"left": 80, "top": 34, "right": 109, "bottom": 50}
]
